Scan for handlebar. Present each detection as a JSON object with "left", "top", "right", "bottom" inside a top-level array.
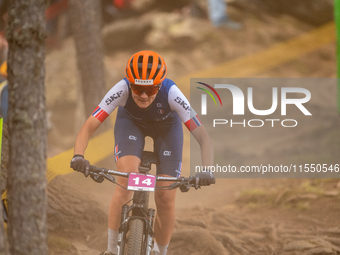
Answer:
[{"left": 88, "top": 165, "right": 199, "bottom": 192}]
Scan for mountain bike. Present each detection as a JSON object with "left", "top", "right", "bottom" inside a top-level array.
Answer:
[{"left": 88, "top": 151, "right": 210, "bottom": 255}]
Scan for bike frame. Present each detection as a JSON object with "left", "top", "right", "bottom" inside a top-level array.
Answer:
[{"left": 89, "top": 152, "right": 196, "bottom": 255}]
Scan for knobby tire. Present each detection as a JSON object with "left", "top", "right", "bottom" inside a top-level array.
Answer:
[{"left": 125, "top": 219, "right": 144, "bottom": 255}]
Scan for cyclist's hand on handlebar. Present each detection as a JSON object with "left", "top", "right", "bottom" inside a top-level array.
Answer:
[
  {"left": 195, "top": 172, "right": 215, "bottom": 188},
  {"left": 70, "top": 154, "right": 90, "bottom": 177}
]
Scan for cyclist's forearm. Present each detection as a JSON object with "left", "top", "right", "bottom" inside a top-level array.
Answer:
[
  {"left": 200, "top": 138, "right": 214, "bottom": 168},
  {"left": 74, "top": 130, "right": 90, "bottom": 155},
  {"left": 74, "top": 116, "right": 101, "bottom": 156},
  {"left": 191, "top": 125, "right": 214, "bottom": 168}
]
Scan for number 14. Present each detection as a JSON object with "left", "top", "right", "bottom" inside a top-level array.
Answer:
[{"left": 132, "top": 177, "right": 153, "bottom": 186}]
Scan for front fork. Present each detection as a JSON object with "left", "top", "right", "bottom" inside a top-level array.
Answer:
[
  {"left": 146, "top": 208, "right": 155, "bottom": 255},
  {"left": 117, "top": 205, "right": 156, "bottom": 255},
  {"left": 117, "top": 204, "right": 129, "bottom": 255}
]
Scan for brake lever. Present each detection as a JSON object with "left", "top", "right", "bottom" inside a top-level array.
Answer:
[
  {"left": 169, "top": 182, "right": 181, "bottom": 190},
  {"left": 89, "top": 171, "right": 116, "bottom": 184},
  {"left": 90, "top": 172, "right": 104, "bottom": 183},
  {"left": 180, "top": 183, "right": 191, "bottom": 192},
  {"left": 187, "top": 176, "right": 200, "bottom": 190},
  {"left": 179, "top": 176, "right": 200, "bottom": 192},
  {"left": 99, "top": 172, "right": 116, "bottom": 183}
]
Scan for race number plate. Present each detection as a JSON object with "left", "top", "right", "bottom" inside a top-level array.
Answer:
[{"left": 127, "top": 173, "right": 156, "bottom": 191}]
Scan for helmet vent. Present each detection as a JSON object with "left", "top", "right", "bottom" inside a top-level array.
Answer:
[
  {"left": 152, "top": 57, "right": 162, "bottom": 80},
  {"left": 129, "top": 56, "right": 137, "bottom": 79},
  {"left": 147, "top": 56, "right": 153, "bottom": 78},
  {"left": 137, "top": 55, "right": 144, "bottom": 79}
]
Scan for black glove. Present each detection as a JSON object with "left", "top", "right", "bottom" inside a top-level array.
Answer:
[
  {"left": 70, "top": 154, "right": 90, "bottom": 177},
  {"left": 195, "top": 171, "right": 215, "bottom": 188}
]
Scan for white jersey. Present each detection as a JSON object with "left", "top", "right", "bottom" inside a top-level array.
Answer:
[{"left": 92, "top": 78, "right": 202, "bottom": 130}]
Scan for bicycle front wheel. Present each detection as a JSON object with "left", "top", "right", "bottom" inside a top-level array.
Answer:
[{"left": 125, "top": 219, "right": 144, "bottom": 255}]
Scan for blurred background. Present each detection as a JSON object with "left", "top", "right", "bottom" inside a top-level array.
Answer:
[
  {"left": 1, "top": 0, "right": 339, "bottom": 254},
  {"left": 40, "top": 0, "right": 336, "bottom": 155}
]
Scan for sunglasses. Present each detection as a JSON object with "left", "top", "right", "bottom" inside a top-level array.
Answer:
[{"left": 130, "top": 83, "right": 161, "bottom": 96}]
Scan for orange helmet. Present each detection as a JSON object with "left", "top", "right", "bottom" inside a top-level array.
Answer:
[{"left": 125, "top": 50, "right": 167, "bottom": 86}]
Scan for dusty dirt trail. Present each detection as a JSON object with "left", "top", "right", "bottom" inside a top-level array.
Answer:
[{"left": 45, "top": 3, "right": 340, "bottom": 254}]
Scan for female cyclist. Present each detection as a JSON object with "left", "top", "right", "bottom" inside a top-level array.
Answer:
[{"left": 70, "top": 50, "right": 215, "bottom": 255}]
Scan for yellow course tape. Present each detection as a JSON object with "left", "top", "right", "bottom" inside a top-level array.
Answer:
[
  {"left": 1, "top": 21, "right": 336, "bottom": 201},
  {"left": 2, "top": 129, "right": 115, "bottom": 200},
  {"left": 46, "top": 129, "right": 115, "bottom": 182}
]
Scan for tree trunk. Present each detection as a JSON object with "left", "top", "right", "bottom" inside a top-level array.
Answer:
[
  {"left": 0, "top": 201, "right": 9, "bottom": 255},
  {"left": 6, "top": 1, "right": 48, "bottom": 254},
  {"left": 68, "top": 0, "right": 108, "bottom": 119},
  {"left": 0, "top": 123, "right": 9, "bottom": 255}
]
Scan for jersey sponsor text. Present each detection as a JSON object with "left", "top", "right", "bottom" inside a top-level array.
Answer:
[
  {"left": 105, "top": 90, "right": 124, "bottom": 105},
  {"left": 174, "top": 96, "right": 190, "bottom": 111}
]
